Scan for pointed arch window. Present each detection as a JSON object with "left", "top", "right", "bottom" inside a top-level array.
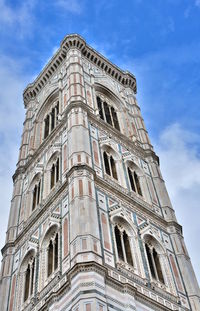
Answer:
[
  {"left": 24, "top": 257, "right": 35, "bottom": 302},
  {"left": 32, "top": 180, "right": 41, "bottom": 211},
  {"left": 114, "top": 225, "right": 133, "bottom": 266},
  {"left": 97, "top": 96, "right": 120, "bottom": 131},
  {"left": 50, "top": 158, "right": 59, "bottom": 189},
  {"left": 47, "top": 233, "right": 59, "bottom": 277},
  {"left": 145, "top": 243, "right": 164, "bottom": 283},
  {"left": 44, "top": 101, "right": 59, "bottom": 139},
  {"left": 127, "top": 167, "right": 142, "bottom": 196},
  {"left": 103, "top": 151, "right": 118, "bottom": 180}
]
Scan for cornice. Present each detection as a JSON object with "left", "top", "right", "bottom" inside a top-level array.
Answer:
[
  {"left": 30, "top": 262, "right": 183, "bottom": 311},
  {"left": 23, "top": 34, "right": 137, "bottom": 106},
  {"left": 95, "top": 175, "right": 171, "bottom": 230},
  {"left": 13, "top": 100, "right": 159, "bottom": 182},
  {"left": 88, "top": 111, "right": 159, "bottom": 164},
  {"left": 64, "top": 99, "right": 158, "bottom": 162}
]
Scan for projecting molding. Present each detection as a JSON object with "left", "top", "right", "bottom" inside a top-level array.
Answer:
[{"left": 23, "top": 34, "right": 137, "bottom": 105}]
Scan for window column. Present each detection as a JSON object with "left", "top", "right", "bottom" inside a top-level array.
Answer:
[
  {"left": 120, "top": 231, "right": 127, "bottom": 263},
  {"left": 32, "top": 186, "right": 37, "bottom": 210},
  {"left": 103, "top": 152, "right": 111, "bottom": 176},
  {"left": 37, "top": 181, "right": 41, "bottom": 205},
  {"left": 51, "top": 164, "right": 55, "bottom": 189},
  {"left": 114, "top": 226, "right": 124, "bottom": 261},
  {"left": 52, "top": 238, "right": 55, "bottom": 272},
  {"left": 150, "top": 248, "right": 159, "bottom": 281},
  {"left": 24, "top": 265, "right": 30, "bottom": 302},
  {"left": 153, "top": 249, "right": 164, "bottom": 283},
  {"left": 123, "top": 231, "right": 133, "bottom": 266},
  {"left": 56, "top": 158, "right": 59, "bottom": 183},
  {"left": 145, "top": 244, "right": 156, "bottom": 279},
  {"left": 24, "top": 258, "right": 35, "bottom": 302}
]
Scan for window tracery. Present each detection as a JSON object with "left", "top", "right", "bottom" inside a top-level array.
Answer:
[
  {"left": 114, "top": 224, "right": 133, "bottom": 266},
  {"left": 32, "top": 179, "right": 41, "bottom": 211},
  {"left": 103, "top": 151, "right": 118, "bottom": 180},
  {"left": 39, "top": 225, "right": 60, "bottom": 290},
  {"left": 24, "top": 257, "right": 35, "bottom": 302},
  {"left": 145, "top": 241, "right": 165, "bottom": 284},
  {"left": 96, "top": 95, "right": 120, "bottom": 131},
  {"left": 127, "top": 167, "right": 142, "bottom": 196},
  {"left": 50, "top": 158, "right": 59, "bottom": 189},
  {"left": 44, "top": 101, "right": 59, "bottom": 139},
  {"left": 47, "top": 233, "right": 58, "bottom": 277},
  {"left": 16, "top": 250, "right": 36, "bottom": 310}
]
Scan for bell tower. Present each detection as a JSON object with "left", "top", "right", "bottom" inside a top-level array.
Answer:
[{"left": 0, "top": 34, "right": 199, "bottom": 311}]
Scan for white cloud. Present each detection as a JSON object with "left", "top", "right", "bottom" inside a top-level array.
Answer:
[
  {"left": 88, "top": 41, "right": 115, "bottom": 61},
  {"left": 55, "top": 0, "right": 82, "bottom": 14},
  {"left": 40, "top": 45, "right": 59, "bottom": 72},
  {"left": 195, "top": 0, "right": 200, "bottom": 7},
  {"left": 0, "top": 54, "right": 30, "bottom": 261},
  {"left": 154, "top": 123, "right": 200, "bottom": 284},
  {"left": 0, "top": 0, "right": 36, "bottom": 38}
]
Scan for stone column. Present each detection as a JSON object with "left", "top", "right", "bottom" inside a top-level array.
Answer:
[{"left": 65, "top": 48, "right": 101, "bottom": 269}]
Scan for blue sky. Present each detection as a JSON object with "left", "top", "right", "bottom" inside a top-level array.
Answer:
[{"left": 0, "top": 0, "right": 200, "bottom": 284}]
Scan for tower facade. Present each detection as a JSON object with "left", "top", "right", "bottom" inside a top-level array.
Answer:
[{"left": 0, "top": 34, "right": 199, "bottom": 311}]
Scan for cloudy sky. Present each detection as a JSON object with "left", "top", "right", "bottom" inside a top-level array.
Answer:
[{"left": 0, "top": 0, "right": 199, "bottom": 284}]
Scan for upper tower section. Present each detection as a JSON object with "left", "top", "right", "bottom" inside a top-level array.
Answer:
[
  {"left": 23, "top": 34, "right": 137, "bottom": 105},
  {"left": 17, "top": 34, "right": 153, "bottom": 171}
]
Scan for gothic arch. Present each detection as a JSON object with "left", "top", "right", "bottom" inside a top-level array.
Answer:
[
  {"left": 46, "top": 150, "right": 60, "bottom": 169},
  {"left": 16, "top": 249, "right": 36, "bottom": 310},
  {"left": 40, "top": 223, "right": 59, "bottom": 248},
  {"left": 101, "top": 144, "right": 124, "bottom": 185},
  {"left": 143, "top": 233, "right": 166, "bottom": 254},
  {"left": 143, "top": 234, "right": 166, "bottom": 285},
  {"left": 35, "top": 89, "right": 59, "bottom": 122},
  {"left": 94, "top": 84, "right": 124, "bottom": 132},
  {"left": 18, "top": 249, "right": 36, "bottom": 274},
  {"left": 125, "top": 160, "right": 144, "bottom": 197},
  {"left": 43, "top": 151, "right": 60, "bottom": 198},
  {"left": 142, "top": 233, "right": 176, "bottom": 293},
  {"left": 24, "top": 172, "right": 42, "bottom": 220},
  {"left": 111, "top": 214, "right": 137, "bottom": 236},
  {"left": 101, "top": 143, "right": 120, "bottom": 160},
  {"left": 110, "top": 211, "right": 145, "bottom": 277},
  {"left": 33, "top": 89, "right": 59, "bottom": 148},
  {"left": 95, "top": 83, "right": 123, "bottom": 110},
  {"left": 29, "top": 172, "right": 42, "bottom": 189}
]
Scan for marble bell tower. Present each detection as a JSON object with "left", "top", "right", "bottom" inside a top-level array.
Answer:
[{"left": 0, "top": 34, "right": 199, "bottom": 311}]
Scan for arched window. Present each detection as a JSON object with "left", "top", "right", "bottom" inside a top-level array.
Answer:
[
  {"left": 32, "top": 180, "right": 41, "bottom": 211},
  {"left": 50, "top": 158, "right": 59, "bottom": 189},
  {"left": 97, "top": 96, "right": 120, "bottom": 131},
  {"left": 47, "top": 232, "right": 59, "bottom": 277},
  {"left": 103, "top": 151, "right": 118, "bottom": 180},
  {"left": 15, "top": 251, "right": 37, "bottom": 310},
  {"left": 39, "top": 226, "right": 59, "bottom": 290},
  {"left": 145, "top": 243, "right": 164, "bottom": 284},
  {"left": 127, "top": 167, "right": 142, "bottom": 196},
  {"left": 44, "top": 101, "right": 59, "bottom": 139},
  {"left": 114, "top": 225, "right": 133, "bottom": 266},
  {"left": 24, "top": 258, "right": 35, "bottom": 302}
]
